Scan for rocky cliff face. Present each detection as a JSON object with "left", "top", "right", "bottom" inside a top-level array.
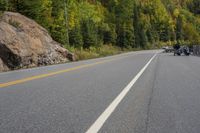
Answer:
[{"left": 0, "top": 12, "right": 74, "bottom": 72}]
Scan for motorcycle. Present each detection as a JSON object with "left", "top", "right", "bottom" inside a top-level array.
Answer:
[
  {"left": 174, "top": 46, "right": 190, "bottom": 56},
  {"left": 183, "top": 46, "right": 190, "bottom": 56}
]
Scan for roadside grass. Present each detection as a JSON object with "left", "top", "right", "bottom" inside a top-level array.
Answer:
[{"left": 66, "top": 44, "right": 143, "bottom": 61}]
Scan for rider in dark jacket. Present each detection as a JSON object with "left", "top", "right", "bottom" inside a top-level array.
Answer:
[
  {"left": 173, "top": 43, "right": 180, "bottom": 50},
  {"left": 173, "top": 43, "right": 181, "bottom": 56}
]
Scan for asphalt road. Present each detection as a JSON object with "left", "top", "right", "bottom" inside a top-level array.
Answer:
[{"left": 0, "top": 50, "right": 200, "bottom": 133}]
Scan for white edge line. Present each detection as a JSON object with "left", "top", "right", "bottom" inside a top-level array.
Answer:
[{"left": 85, "top": 53, "right": 158, "bottom": 133}]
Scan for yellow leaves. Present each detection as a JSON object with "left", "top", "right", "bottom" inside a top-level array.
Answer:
[
  {"left": 67, "top": 1, "right": 105, "bottom": 29},
  {"left": 183, "top": 23, "right": 200, "bottom": 42},
  {"left": 173, "top": 8, "right": 180, "bottom": 17},
  {"left": 68, "top": 11, "right": 76, "bottom": 29},
  {"left": 168, "top": 18, "right": 176, "bottom": 31},
  {"left": 78, "top": 2, "right": 105, "bottom": 23},
  {"left": 140, "top": 13, "right": 150, "bottom": 29}
]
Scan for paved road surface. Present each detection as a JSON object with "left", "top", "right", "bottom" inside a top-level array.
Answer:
[{"left": 0, "top": 50, "right": 200, "bottom": 133}]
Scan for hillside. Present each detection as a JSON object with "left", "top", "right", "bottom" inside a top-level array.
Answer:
[{"left": 0, "top": 0, "right": 200, "bottom": 51}]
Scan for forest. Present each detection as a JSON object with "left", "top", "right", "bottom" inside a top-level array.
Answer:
[{"left": 0, "top": 0, "right": 200, "bottom": 58}]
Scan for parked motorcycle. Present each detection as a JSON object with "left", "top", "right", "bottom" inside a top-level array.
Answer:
[
  {"left": 174, "top": 48, "right": 182, "bottom": 56},
  {"left": 183, "top": 46, "right": 190, "bottom": 56},
  {"left": 174, "top": 46, "right": 190, "bottom": 56}
]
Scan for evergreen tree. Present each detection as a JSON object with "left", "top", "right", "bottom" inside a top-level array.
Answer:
[
  {"left": 176, "top": 15, "right": 184, "bottom": 42},
  {"left": 0, "top": 0, "right": 9, "bottom": 11},
  {"left": 139, "top": 24, "right": 148, "bottom": 48},
  {"left": 117, "top": 23, "right": 134, "bottom": 48},
  {"left": 81, "top": 20, "right": 97, "bottom": 49},
  {"left": 102, "top": 24, "right": 117, "bottom": 45},
  {"left": 69, "top": 25, "right": 83, "bottom": 48},
  {"left": 50, "top": 0, "right": 67, "bottom": 45},
  {"left": 133, "top": 2, "right": 140, "bottom": 48}
]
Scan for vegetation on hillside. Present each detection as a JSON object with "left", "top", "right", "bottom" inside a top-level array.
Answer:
[{"left": 0, "top": 0, "right": 200, "bottom": 59}]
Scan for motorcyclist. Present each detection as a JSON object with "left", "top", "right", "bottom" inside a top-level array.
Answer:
[
  {"left": 173, "top": 43, "right": 180, "bottom": 50},
  {"left": 173, "top": 43, "right": 181, "bottom": 56}
]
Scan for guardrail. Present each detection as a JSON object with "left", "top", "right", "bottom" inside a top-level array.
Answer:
[{"left": 193, "top": 45, "right": 200, "bottom": 56}]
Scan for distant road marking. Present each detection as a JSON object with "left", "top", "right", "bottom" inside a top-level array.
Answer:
[{"left": 86, "top": 53, "right": 157, "bottom": 133}]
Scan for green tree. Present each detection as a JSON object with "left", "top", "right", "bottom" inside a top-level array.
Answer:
[
  {"left": 99, "top": 23, "right": 117, "bottom": 44},
  {"left": 50, "top": 0, "right": 68, "bottom": 44},
  {"left": 176, "top": 15, "right": 184, "bottom": 42},
  {"left": 81, "top": 20, "right": 97, "bottom": 49},
  {"left": 133, "top": 1, "right": 140, "bottom": 48},
  {"left": 117, "top": 23, "right": 134, "bottom": 48},
  {"left": 9, "top": 0, "right": 52, "bottom": 29},
  {"left": 69, "top": 25, "right": 83, "bottom": 48},
  {"left": 187, "top": 0, "right": 200, "bottom": 15},
  {"left": 0, "top": 0, "right": 9, "bottom": 11}
]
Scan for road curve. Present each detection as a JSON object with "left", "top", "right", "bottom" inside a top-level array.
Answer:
[{"left": 0, "top": 50, "right": 200, "bottom": 133}]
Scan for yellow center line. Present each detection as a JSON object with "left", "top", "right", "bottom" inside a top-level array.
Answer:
[{"left": 0, "top": 57, "right": 120, "bottom": 88}]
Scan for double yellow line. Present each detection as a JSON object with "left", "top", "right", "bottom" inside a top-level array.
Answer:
[{"left": 0, "top": 58, "right": 117, "bottom": 88}]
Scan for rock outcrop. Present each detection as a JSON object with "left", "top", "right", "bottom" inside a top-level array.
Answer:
[{"left": 0, "top": 11, "right": 75, "bottom": 72}]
